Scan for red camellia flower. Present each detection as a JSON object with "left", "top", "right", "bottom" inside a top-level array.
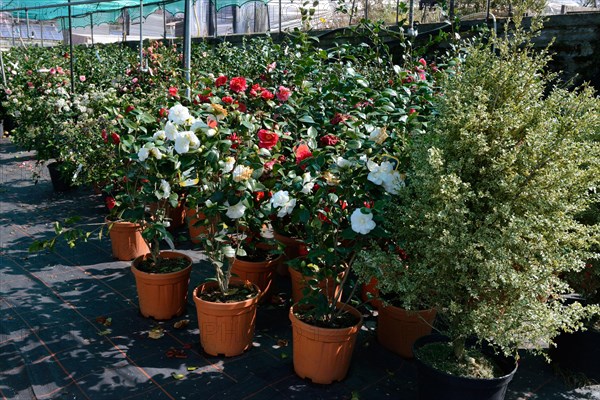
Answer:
[
  {"left": 298, "top": 244, "right": 309, "bottom": 257},
  {"left": 105, "top": 196, "right": 116, "bottom": 210},
  {"left": 229, "top": 77, "right": 247, "bottom": 93},
  {"left": 294, "top": 143, "right": 313, "bottom": 165},
  {"left": 27, "top": 82, "right": 34, "bottom": 88},
  {"left": 168, "top": 86, "right": 178, "bottom": 96},
  {"left": 228, "top": 133, "right": 241, "bottom": 149},
  {"left": 111, "top": 132, "right": 120, "bottom": 145},
  {"left": 276, "top": 86, "right": 291, "bottom": 102},
  {"left": 159, "top": 107, "right": 168, "bottom": 118},
  {"left": 101, "top": 129, "right": 108, "bottom": 143},
  {"left": 249, "top": 83, "right": 263, "bottom": 97},
  {"left": 125, "top": 105, "right": 135, "bottom": 113},
  {"left": 418, "top": 58, "right": 427, "bottom": 67},
  {"left": 330, "top": 113, "right": 350, "bottom": 125},
  {"left": 261, "top": 90, "right": 274, "bottom": 101},
  {"left": 215, "top": 75, "right": 228, "bottom": 87},
  {"left": 409, "top": 108, "right": 416, "bottom": 115},
  {"left": 258, "top": 129, "right": 279, "bottom": 149},
  {"left": 236, "top": 102, "right": 247, "bottom": 112},
  {"left": 320, "top": 134, "right": 339, "bottom": 146},
  {"left": 318, "top": 207, "right": 331, "bottom": 223},
  {"left": 222, "top": 96, "right": 234, "bottom": 104},
  {"left": 254, "top": 191, "right": 266, "bottom": 202}
]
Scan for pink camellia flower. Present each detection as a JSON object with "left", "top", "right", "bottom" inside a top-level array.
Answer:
[
  {"left": 57, "top": 67, "right": 64, "bottom": 74},
  {"left": 4, "top": 89, "right": 12, "bottom": 95},
  {"left": 27, "top": 82, "right": 34, "bottom": 88},
  {"left": 267, "top": 62, "right": 277, "bottom": 72},
  {"left": 49, "top": 68, "right": 56, "bottom": 75},
  {"left": 132, "top": 77, "right": 138, "bottom": 84},
  {"left": 418, "top": 58, "right": 427, "bottom": 67},
  {"left": 168, "top": 86, "right": 178, "bottom": 96},
  {"left": 229, "top": 76, "right": 247, "bottom": 93},
  {"left": 320, "top": 134, "right": 339, "bottom": 146},
  {"left": 222, "top": 96, "right": 234, "bottom": 104},
  {"left": 264, "top": 159, "right": 277, "bottom": 171},
  {"left": 215, "top": 75, "right": 228, "bottom": 87},
  {"left": 27, "top": 70, "right": 33, "bottom": 76},
  {"left": 261, "top": 90, "right": 274, "bottom": 101},
  {"left": 294, "top": 143, "right": 313, "bottom": 165},
  {"left": 276, "top": 86, "right": 291, "bottom": 102},
  {"left": 409, "top": 108, "right": 416, "bottom": 115},
  {"left": 249, "top": 83, "right": 263, "bottom": 97},
  {"left": 258, "top": 129, "right": 279, "bottom": 149},
  {"left": 79, "top": 75, "right": 86, "bottom": 82}
]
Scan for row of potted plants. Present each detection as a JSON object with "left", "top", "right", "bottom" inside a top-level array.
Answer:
[{"left": 5, "top": 13, "right": 600, "bottom": 399}]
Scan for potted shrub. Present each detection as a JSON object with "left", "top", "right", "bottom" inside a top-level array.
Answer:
[{"left": 377, "top": 19, "right": 600, "bottom": 399}]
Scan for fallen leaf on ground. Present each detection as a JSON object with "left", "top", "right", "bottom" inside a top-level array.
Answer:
[
  {"left": 171, "top": 372, "right": 185, "bottom": 380},
  {"left": 173, "top": 319, "right": 189, "bottom": 329},
  {"left": 187, "top": 366, "right": 199, "bottom": 371},
  {"left": 276, "top": 339, "right": 288, "bottom": 347},
  {"left": 148, "top": 326, "right": 164, "bottom": 339}
]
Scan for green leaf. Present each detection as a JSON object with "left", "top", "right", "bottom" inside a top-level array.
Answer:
[{"left": 299, "top": 115, "right": 315, "bottom": 124}]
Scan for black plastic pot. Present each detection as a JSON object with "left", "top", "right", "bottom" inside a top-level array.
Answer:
[
  {"left": 47, "top": 161, "right": 77, "bottom": 192},
  {"left": 413, "top": 335, "right": 518, "bottom": 400}
]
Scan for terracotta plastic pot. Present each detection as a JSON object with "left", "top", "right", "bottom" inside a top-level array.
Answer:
[
  {"left": 377, "top": 305, "right": 436, "bottom": 358},
  {"left": 272, "top": 231, "right": 304, "bottom": 276},
  {"left": 186, "top": 208, "right": 216, "bottom": 244},
  {"left": 131, "top": 251, "right": 192, "bottom": 320},
  {"left": 360, "top": 277, "right": 382, "bottom": 309},
  {"left": 107, "top": 220, "right": 150, "bottom": 261},
  {"left": 289, "top": 267, "right": 343, "bottom": 304},
  {"left": 193, "top": 279, "right": 260, "bottom": 357},
  {"left": 231, "top": 254, "right": 282, "bottom": 301},
  {"left": 289, "top": 303, "right": 363, "bottom": 384}
]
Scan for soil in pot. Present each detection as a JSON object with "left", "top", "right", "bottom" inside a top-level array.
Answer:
[{"left": 413, "top": 335, "right": 518, "bottom": 400}]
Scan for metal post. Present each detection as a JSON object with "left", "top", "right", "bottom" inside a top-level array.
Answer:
[
  {"left": 25, "top": 9, "right": 31, "bottom": 44},
  {"left": 139, "top": 0, "right": 144, "bottom": 70},
  {"left": 0, "top": 50, "right": 7, "bottom": 87},
  {"left": 40, "top": 20, "right": 44, "bottom": 47},
  {"left": 122, "top": 9, "right": 126, "bottom": 41},
  {"left": 232, "top": 5, "right": 237, "bottom": 34},
  {"left": 68, "top": 0, "right": 75, "bottom": 94},
  {"left": 364, "top": 0, "right": 368, "bottom": 20},
  {"left": 208, "top": 0, "right": 214, "bottom": 36},
  {"left": 449, "top": 0, "right": 454, "bottom": 21},
  {"left": 183, "top": 0, "right": 191, "bottom": 98},
  {"left": 90, "top": 14, "right": 94, "bottom": 45},
  {"left": 163, "top": 2, "right": 167, "bottom": 39},
  {"left": 279, "top": 0, "right": 282, "bottom": 33},
  {"left": 486, "top": 0, "right": 491, "bottom": 22},
  {"left": 395, "top": 0, "right": 400, "bottom": 25},
  {"left": 213, "top": 1, "right": 217, "bottom": 37}
]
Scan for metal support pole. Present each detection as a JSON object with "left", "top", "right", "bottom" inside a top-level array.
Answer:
[
  {"left": 25, "top": 9, "right": 31, "bottom": 44},
  {"left": 213, "top": 1, "right": 217, "bottom": 37},
  {"left": 139, "top": 0, "right": 144, "bottom": 70},
  {"left": 122, "top": 9, "right": 126, "bottom": 42},
  {"left": 207, "top": 0, "right": 214, "bottom": 36},
  {"left": 68, "top": 0, "right": 75, "bottom": 94},
  {"left": 90, "top": 14, "right": 94, "bottom": 45},
  {"left": 449, "top": 0, "right": 454, "bottom": 21},
  {"left": 395, "top": 0, "right": 400, "bottom": 25},
  {"left": 364, "top": 0, "right": 368, "bottom": 20},
  {"left": 10, "top": 18, "right": 15, "bottom": 46},
  {"left": 183, "top": 0, "right": 191, "bottom": 98},
  {"left": 163, "top": 2, "right": 167, "bottom": 39},
  {"left": 486, "top": 0, "right": 491, "bottom": 22},
  {"left": 40, "top": 20, "right": 45, "bottom": 47},
  {"left": 0, "top": 51, "right": 7, "bottom": 87},
  {"left": 232, "top": 5, "right": 237, "bottom": 34},
  {"left": 279, "top": 0, "right": 282, "bottom": 33}
]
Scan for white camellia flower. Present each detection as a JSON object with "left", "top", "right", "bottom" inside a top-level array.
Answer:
[
  {"left": 174, "top": 131, "right": 200, "bottom": 154},
  {"left": 221, "top": 157, "right": 235, "bottom": 174},
  {"left": 277, "top": 198, "right": 296, "bottom": 218},
  {"left": 368, "top": 127, "right": 388, "bottom": 144},
  {"left": 138, "top": 147, "right": 150, "bottom": 162},
  {"left": 156, "top": 179, "right": 171, "bottom": 200},
  {"left": 232, "top": 165, "right": 254, "bottom": 182},
  {"left": 226, "top": 202, "right": 246, "bottom": 219},
  {"left": 336, "top": 157, "right": 353, "bottom": 169},
  {"left": 351, "top": 208, "right": 376, "bottom": 234},
  {"left": 153, "top": 130, "right": 166, "bottom": 141},
  {"left": 270, "top": 190, "right": 291, "bottom": 209},
  {"left": 381, "top": 171, "right": 405, "bottom": 195},
  {"left": 301, "top": 172, "right": 314, "bottom": 194},
  {"left": 164, "top": 121, "right": 177, "bottom": 140},
  {"left": 168, "top": 104, "right": 191, "bottom": 125},
  {"left": 206, "top": 128, "right": 217, "bottom": 137},
  {"left": 149, "top": 147, "right": 163, "bottom": 160}
]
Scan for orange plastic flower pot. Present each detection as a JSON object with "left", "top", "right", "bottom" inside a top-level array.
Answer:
[
  {"left": 378, "top": 305, "right": 436, "bottom": 358},
  {"left": 131, "top": 251, "right": 192, "bottom": 320},
  {"left": 289, "top": 266, "right": 343, "bottom": 304},
  {"left": 108, "top": 220, "right": 150, "bottom": 261},
  {"left": 193, "top": 280, "right": 260, "bottom": 357},
  {"left": 231, "top": 255, "right": 282, "bottom": 301},
  {"left": 289, "top": 303, "right": 363, "bottom": 384},
  {"left": 273, "top": 230, "right": 304, "bottom": 276}
]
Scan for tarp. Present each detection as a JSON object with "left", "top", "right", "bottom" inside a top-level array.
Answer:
[{"left": 1, "top": 0, "right": 269, "bottom": 28}]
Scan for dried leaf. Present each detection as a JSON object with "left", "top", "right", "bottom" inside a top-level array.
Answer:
[
  {"left": 182, "top": 343, "right": 193, "bottom": 350},
  {"left": 186, "top": 366, "right": 199, "bottom": 371},
  {"left": 171, "top": 373, "right": 185, "bottom": 380},
  {"left": 97, "top": 329, "right": 111, "bottom": 336},
  {"left": 95, "top": 316, "right": 107, "bottom": 324},
  {"left": 276, "top": 339, "right": 288, "bottom": 347},
  {"left": 104, "top": 317, "right": 112, "bottom": 327},
  {"left": 173, "top": 319, "right": 189, "bottom": 329},
  {"left": 148, "top": 326, "right": 164, "bottom": 339}
]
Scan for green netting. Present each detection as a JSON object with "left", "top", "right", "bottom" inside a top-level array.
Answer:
[{"left": 3, "top": 0, "right": 269, "bottom": 27}]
